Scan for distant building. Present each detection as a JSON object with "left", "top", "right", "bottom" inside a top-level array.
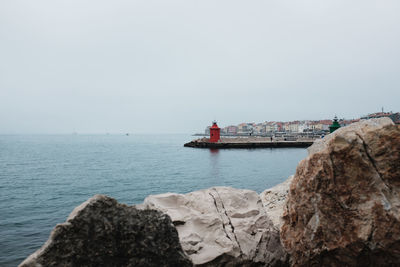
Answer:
[
  {"left": 276, "top": 122, "right": 283, "bottom": 132},
  {"left": 254, "top": 123, "right": 265, "bottom": 134},
  {"left": 361, "top": 111, "right": 400, "bottom": 124},
  {"left": 265, "top": 122, "right": 276, "bottom": 133},
  {"left": 289, "top": 121, "right": 300, "bottom": 133},
  {"left": 238, "top": 123, "right": 254, "bottom": 134},
  {"left": 298, "top": 121, "right": 311, "bottom": 133},
  {"left": 389, "top": 112, "right": 400, "bottom": 124},
  {"left": 283, "top": 122, "right": 290, "bottom": 132},
  {"left": 237, "top": 123, "right": 247, "bottom": 133},
  {"left": 224, "top": 125, "right": 238, "bottom": 135},
  {"left": 361, "top": 112, "right": 393, "bottom": 120},
  {"left": 319, "top": 120, "right": 332, "bottom": 131}
]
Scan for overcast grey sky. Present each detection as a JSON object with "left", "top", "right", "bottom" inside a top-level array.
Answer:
[{"left": 1, "top": 0, "right": 399, "bottom": 134}]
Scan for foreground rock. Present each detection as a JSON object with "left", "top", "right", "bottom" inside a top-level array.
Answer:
[
  {"left": 20, "top": 195, "right": 192, "bottom": 267},
  {"left": 281, "top": 118, "right": 400, "bottom": 266},
  {"left": 144, "top": 187, "right": 289, "bottom": 266},
  {"left": 260, "top": 176, "right": 293, "bottom": 229}
]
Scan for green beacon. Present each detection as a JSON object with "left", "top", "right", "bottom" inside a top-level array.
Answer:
[{"left": 329, "top": 116, "right": 341, "bottom": 133}]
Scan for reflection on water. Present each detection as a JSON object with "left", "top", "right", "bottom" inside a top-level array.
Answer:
[
  {"left": 210, "top": 148, "right": 219, "bottom": 154},
  {"left": 209, "top": 149, "right": 220, "bottom": 178}
]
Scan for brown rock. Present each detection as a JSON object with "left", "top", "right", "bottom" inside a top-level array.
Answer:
[
  {"left": 20, "top": 195, "right": 192, "bottom": 267},
  {"left": 281, "top": 118, "right": 400, "bottom": 266}
]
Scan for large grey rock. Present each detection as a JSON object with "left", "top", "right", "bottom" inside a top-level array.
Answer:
[
  {"left": 144, "top": 187, "right": 289, "bottom": 266},
  {"left": 20, "top": 195, "right": 192, "bottom": 267},
  {"left": 260, "top": 176, "right": 294, "bottom": 229},
  {"left": 281, "top": 118, "right": 400, "bottom": 266}
]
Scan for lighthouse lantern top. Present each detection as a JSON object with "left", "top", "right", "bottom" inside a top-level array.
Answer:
[{"left": 211, "top": 121, "right": 220, "bottom": 129}]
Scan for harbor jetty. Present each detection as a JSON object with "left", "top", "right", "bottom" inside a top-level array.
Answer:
[
  {"left": 184, "top": 137, "right": 315, "bottom": 149},
  {"left": 185, "top": 121, "right": 318, "bottom": 148}
]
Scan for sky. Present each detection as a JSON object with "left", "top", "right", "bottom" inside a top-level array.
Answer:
[{"left": 0, "top": 0, "right": 399, "bottom": 134}]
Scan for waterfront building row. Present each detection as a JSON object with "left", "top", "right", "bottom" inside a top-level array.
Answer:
[{"left": 204, "top": 112, "right": 400, "bottom": 136}]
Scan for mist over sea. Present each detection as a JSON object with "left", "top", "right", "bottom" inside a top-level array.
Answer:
[{"left": 0, "top": 134, "right": 307, "bottom": 266}]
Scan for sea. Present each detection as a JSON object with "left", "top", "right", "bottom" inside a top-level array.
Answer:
[{"left": 0, "top": 134, "right": 307, "bottom": 266}]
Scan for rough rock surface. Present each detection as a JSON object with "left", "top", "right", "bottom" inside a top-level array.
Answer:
[
  {"left": 307, "top": 117, "right": 394, "bottom": 155},
  {"left": 20, "top": 195, "right": 192, "bottom": 267},
  {"left": 260, "top": 176, "right": 293, "bottom": 229},
  {"left": 281, "top": 118, "right": 400, "bottom": 266},
  {"left": 144, "top": 187, "right": 289, "bottom": 266}
]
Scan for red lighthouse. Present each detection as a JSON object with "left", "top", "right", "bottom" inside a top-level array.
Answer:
[{"left": 209, "top": 121, "right": 220, "bottom": 143}]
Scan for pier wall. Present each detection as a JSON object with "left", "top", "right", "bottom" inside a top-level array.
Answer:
[{"left": 184, "top": 138, "right": 314, "bottom": 149}]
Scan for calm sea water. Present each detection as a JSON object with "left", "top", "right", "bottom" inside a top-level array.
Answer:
[{"left": 0, "top": 134, "right": 307, "bottom": 266}]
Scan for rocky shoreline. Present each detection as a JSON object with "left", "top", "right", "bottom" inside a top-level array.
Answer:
[{"left": 20, "top": 118, "right": 400, "bottom": 266}]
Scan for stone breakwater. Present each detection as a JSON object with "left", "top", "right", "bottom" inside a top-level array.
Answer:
[
  {"left": 184, "top": 137, "right": 314, "bottom": 149},
  {"left": 20, "top": 118, "right": 400, "bottom": 266}
]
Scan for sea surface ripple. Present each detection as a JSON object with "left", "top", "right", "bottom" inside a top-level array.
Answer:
[{"left": 0, "top": 134, "right": 307, "bottom": 266}]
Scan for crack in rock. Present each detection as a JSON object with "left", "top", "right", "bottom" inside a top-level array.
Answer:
[
  {"left": 209, "top": 188, "right": 244, "bottom": 257},
  {"left": 356, "top": 133, "right": 393, "bottom": 212},
  {"left": 356, "top": 133, "right": 391, "bottom": 192},
  {"left": 213, "top": 188, "right": 244, "bottom": 257},
  {"left": 208, "top": 191, "right": 233, "bottom": 242}
]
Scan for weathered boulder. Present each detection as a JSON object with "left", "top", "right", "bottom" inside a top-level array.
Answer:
[
  {"left": 144, "top": 187, "right": 289, "bottom": 266},
  {"left": 307, "top": 117, "right": 394, "bottom": 155},
  {"left": 281, "top": 118, "right": 400, "bottom": 266},
  {"left": 20, "top": 195, "right": 192, "bottom": 267},
  {"left": 260, "top": 176, "right": 294, "bottom": 229}
]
